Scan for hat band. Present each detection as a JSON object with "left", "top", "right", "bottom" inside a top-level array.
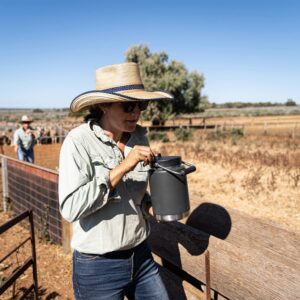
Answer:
[
  {"left": 100, "top": 84, "right": 144, "bottom": 93},
  {"left": 71, "top": 83, "right": 170, "bottom": 111}
]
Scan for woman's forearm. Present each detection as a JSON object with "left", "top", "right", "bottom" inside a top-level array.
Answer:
[{"left": 109, "top": 161, "right": 130, "bottom": 189}]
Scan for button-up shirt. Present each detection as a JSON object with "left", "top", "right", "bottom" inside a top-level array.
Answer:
[
  {"left": 59, "top": 122, "right": 150, "bottom": 254},
  {"left": 13, "top": 127, "right": 35, "bottom": 150}
]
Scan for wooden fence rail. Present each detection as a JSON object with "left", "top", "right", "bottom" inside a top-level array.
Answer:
[{"left": 149, "top": 196, "right": 300, "bottom": 299}]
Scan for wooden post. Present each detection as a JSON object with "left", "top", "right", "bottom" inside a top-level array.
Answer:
[
  {"left": 292, "top": 123, "right": 296, "bottom": 139},
  {"left": 205, "top": 250, "right": 211, "bottom": 300},
  {"left": 264, "top": 121, "right": 268, "bottom": 135},
  {"left": 58, "top": 126, "right": 63, "bottom": 144},
  {"left": 1, "top": 156, "right": 9, "bottom": 212}
]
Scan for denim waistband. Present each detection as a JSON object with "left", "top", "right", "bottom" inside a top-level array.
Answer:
[{"left": 77, "top": 240, "right": 148, "bottom": 259}]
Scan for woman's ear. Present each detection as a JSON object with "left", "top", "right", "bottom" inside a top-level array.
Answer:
[{"left": 99, "top": 103, "right": 111, "bottom": 114}]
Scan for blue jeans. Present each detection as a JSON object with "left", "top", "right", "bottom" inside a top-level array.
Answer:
[
  {"left": 72, "top": 241, "right": 169, "bottom": 300},
  {"left": 17, "top": 147, "right": 34, "bottom": 163}
]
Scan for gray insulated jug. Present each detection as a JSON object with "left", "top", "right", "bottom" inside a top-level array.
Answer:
[{"left": 149, "top": 156, "right": 196, "bottom": 222}]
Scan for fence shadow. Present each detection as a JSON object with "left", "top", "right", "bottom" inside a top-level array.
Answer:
[{"left": 149, "top": 202, "right": 232, "bottom": 299}]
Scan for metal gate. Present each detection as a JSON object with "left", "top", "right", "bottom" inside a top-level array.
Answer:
[{"left": 0, "top": 210, "right": 38, "bottom": 299}]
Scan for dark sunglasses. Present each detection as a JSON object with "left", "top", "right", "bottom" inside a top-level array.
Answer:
[{"left": 120, "top": 101, "right": 149, "bottom": 113}]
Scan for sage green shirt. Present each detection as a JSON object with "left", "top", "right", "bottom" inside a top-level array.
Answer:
[
  {"left": 13, "top": 127, "right": 35, "bottom": 150},
  {"left": 59, "top": 122, "right": 150, "bottom": 254}
]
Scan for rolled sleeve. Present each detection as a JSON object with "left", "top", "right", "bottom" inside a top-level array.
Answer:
[
  {"left": 95, "top": 163, "right": 112, "bottom": 202},
  {"left": 59, "top": 136, "right": 112, "bottom": 223}
]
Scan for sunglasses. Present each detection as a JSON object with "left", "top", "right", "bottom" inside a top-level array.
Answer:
[{"left": 120, "top": 101, "right": 149, "bottom": 113}]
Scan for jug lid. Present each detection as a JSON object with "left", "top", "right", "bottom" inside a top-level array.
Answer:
[{"left": 153, "top": 156, "right": 181, "bottom": 167}]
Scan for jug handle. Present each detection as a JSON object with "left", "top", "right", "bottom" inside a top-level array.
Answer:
[
  {"left": 182, "top": 161, "right": 196, "bottom": 175},
  {"left": 154, "top": 161, "right": 196, "bottom": 176}
]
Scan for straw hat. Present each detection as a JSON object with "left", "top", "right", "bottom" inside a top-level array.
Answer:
[
  {"left": 70, "top": 62, "right": 173, "bottom": 112},
  {"left": 20, "top": 115, "right": 33, "bottom": 123}
]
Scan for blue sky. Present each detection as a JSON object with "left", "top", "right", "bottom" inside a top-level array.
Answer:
[{"left": 0, "top": 0, "right": 299, "bottom": 108}]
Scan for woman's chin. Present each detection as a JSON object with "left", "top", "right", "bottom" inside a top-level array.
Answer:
[{"left": 124, "top": 121, "right": 137, "bottom": 132}]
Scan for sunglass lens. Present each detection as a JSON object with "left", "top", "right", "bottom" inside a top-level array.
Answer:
[
  {"left": 122, "top": 103, "right": 135, "bottom": 113},
  {"left": 122, "top": 101, "right": 149, "bottom": 113},
  {"left": 138, "top": 101, "right": 149, "bottom": 111}
]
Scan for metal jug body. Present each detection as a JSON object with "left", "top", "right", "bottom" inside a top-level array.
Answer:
[{"left": 149, "top": 156, "right": 196, "bottom": 222}]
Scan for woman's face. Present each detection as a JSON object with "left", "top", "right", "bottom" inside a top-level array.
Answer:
[{"left": 101, "top": 102, "right": 141, "bottom": 133}]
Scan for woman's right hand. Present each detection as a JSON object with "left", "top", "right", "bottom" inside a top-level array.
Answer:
[
  {"left": 109, "top": 145, "right": 159, "bottom": 189},
  {"left": 122, "top": 145, "right": 155, "bottom": 172}
]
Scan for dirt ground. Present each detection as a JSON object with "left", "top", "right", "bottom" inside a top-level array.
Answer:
[{"left": 0, "top": 213, "right": 73, "bottom": 300}]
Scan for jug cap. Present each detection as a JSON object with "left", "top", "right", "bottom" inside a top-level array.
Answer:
[{"left": 153, "top": 156, "right": 181, "bottom": 168}]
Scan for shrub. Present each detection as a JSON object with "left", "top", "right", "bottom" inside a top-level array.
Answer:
[
  {"left": 32, "top": 108, "right": 44, "bottom": 113},
  {"left": 174, "top": 127, "right": 193, "bottom": 141},
  {"left": 230, "top": 128, "right": 244, "bottom": 137},
  {"left": 148, "top": 131, "right": 169, "bottom": 142},
  {"left": 207, "top": 130, "right": 226, "bottom": 141}
]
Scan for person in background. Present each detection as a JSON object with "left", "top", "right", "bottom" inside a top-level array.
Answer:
[
  {"left": 59, "top": 62, "right": 172, "bottom": 299},
  {"left": 13, "top": 115, "right": 36, "bottom": 163}
]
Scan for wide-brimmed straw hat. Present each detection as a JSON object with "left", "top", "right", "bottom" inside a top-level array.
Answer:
[
  {"left": 20, "top": 115, "right": 33, "bottom": 123},
  {"left": 70, "top": 62, "right": 173, "bottom": 112}
]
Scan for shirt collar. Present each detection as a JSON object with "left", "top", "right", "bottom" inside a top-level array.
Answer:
[
  {"left": 89, "top": 121, "right": 112, "bottom": 144},
  {"left": 88, "top": 121, "right": 146, "bottom": 145}
]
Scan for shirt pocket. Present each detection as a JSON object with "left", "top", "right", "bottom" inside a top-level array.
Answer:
[
  {"left": 91, "top": 155, "right": 121, "bottom": 202},
  {"left": 91, "top": 155, "right": 117, "bottom": 170}
]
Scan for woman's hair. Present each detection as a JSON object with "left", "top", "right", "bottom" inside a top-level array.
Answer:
[{"left": 84, "top": 105, "right": 104, "bottom": 124}]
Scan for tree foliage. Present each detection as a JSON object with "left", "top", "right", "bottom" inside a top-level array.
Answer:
[
  {"left": 125, "top": 45, "right": 205, "bottom": 124},
  {"left": 285, "top": 99, "right": 297, "bottom": 106}
]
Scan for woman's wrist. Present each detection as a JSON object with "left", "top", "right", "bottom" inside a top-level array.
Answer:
[
  {"left": 109, "top": 161, "right": 131, "bottom": 189},
  {"left": 120, "top": 159, "right": 133, "bottom": 174}
]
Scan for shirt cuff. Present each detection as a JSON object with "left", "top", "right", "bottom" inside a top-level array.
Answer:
[
  {"left": 94, "top": 166, "right": 121, "bottom": 204},
  {"left": 95, "top": 166, "right": 111, "bottom": 203}
]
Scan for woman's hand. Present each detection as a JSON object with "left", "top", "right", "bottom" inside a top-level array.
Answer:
[
  {"left": 109, "top": 145, "right": 160, "bottom": 189},
  {"left": 109, "top": 145, "right": 159, "bottom": 189},
  {"left": 122, "top": 145, "right": 155, "bottom": 172}
]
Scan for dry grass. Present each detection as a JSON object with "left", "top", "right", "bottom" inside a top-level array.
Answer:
[
  {"left": 2, "top": 117, "right": 300, "bottom": 232},
  {"left": 151, "top": 132, "right": 300, "bottom": 232}
]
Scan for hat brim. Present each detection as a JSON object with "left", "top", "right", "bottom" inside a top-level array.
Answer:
[{"left": 70, "top": 89, "right": 173, "bottom": 112}]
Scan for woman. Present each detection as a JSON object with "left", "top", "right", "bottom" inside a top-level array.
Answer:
[{"left": 59, "top": 62, "right": 172, "bottom": 299}]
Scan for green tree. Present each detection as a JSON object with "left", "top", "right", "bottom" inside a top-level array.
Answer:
[
  {"left": 285, "top": 98, "right": 297, "bottom": 106},
  {"left": 125, "top": 45, "right": 206, "bottom": 124}
]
